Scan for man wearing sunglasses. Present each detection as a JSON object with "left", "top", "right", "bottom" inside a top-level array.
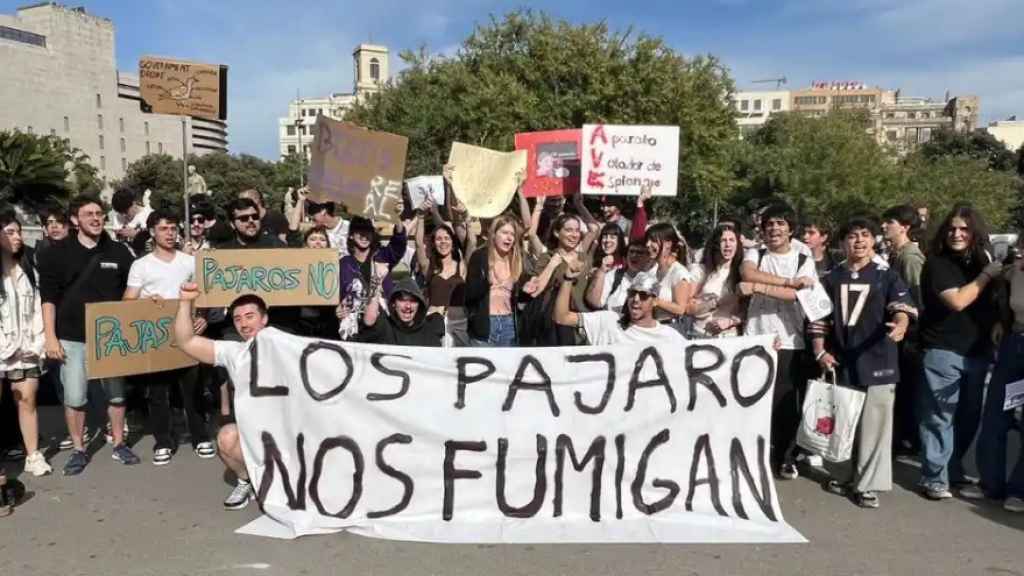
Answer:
[
  {"left": 218, "top": 198, "right": 286, "bottom": 250},
  {"left": 555, "top": 262, "right": 686, "bottom": 347}
]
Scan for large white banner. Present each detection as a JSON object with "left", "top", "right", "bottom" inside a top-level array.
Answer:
[{"left": 230, "top": 330, "right": 806, "bottom": 543}]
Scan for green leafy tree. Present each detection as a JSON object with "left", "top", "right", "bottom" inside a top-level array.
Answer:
[
  {"left": 0, "top": 130, "right": 101, "bottom": 216},
  {"left": 918, "top": 128, "right": 1018, "bottom": 172},
  {"left": 345, "top": 11, "right": 739, "bottom": 236}
]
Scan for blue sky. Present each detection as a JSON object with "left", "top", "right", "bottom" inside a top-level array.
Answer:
[{"left": 7, "top": 0, "right": 1021, "bottom": 159}]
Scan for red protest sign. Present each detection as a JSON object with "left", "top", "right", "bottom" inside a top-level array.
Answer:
[{"left": 514, "top": 129, "right": 581, "bottom": 198}]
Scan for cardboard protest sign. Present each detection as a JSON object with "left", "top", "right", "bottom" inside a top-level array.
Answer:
[
  {"left": 404, "top": 175, "right": 445, "bottom": 209},
  {"left": 138, "top": 56, "right": 228, "bottom": 121},
  {"left": 447, "top": 143, "right": 527, "bottom": 218},
  {"left": 514, "top": 129, "right": 581, "bottom": 197},
  {"left": 194, "top": 249, "right": 339, "bottom": 308},
  {"left": 308, "top": 117, "right": 408, "bottom": 224},
  {"left": 231, "top": 331, "right": 805, "bottom": 543},
  {"left": 581, "top": 124, "right": 679, "bottom": 196},
  {"left": 85, "top": 300, "right": 197, "bottom": 379}
]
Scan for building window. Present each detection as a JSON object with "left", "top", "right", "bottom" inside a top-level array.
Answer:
[
  {"left": 740, "top": 100, "right": 749, "bottom": 111},
  {"left": 919, "top": 128, "right": 932, "bottom": 143},
  {"left": 0, "top": 25, "right": 47, "bottom": 48},
  {"left": 287, "top": 145, "right": 296, "bottom": 154},
  {"left": 50, "top": 128, "right": 56, "bottom": 136},
  {"left": 144, "top": 121, "right": 150, "bottom": 136},
  {"left": 158, "top": 142, "right": 164, "bottom": 154},
  {"left": 370, "top": 57, "right": 380, "bottom": 81},
  {"left": 908, "top": 112, "right": 916, "bottom": 120},
  {"left": 886, "top": 130, "right": 898, "bottom": 142},
  {"left": 120, "top": 138, "right": 126, "bottom": 152},
  {"left": 26, "top": 126, "right": 34, "bottom": 134},
  {"left": 96, "top": 93, "right": 102, "bottom": 108},
  {"left": 885, "top": 112, "right": 895, "bottom": 119},
  {"left": 97, "top": 114, "right": 103, "bottom": 129},
  {"left": 772, "top": 98, "right": 782, "bottom": 111},
  {"left": 100, "top": 156, "right": 106, "bottom": 170},
  {"left": 920, "top": 112, "right": 930, "bottom": 119},
  {"left": 119, "top": 117, "right": 125, "bottom": 133},
  {"left": 63, "top": 116, "right": 70, "bottom": 132},
  {"left": 121, "top": 158, "right": 127, "bottom": 171},
  {"left": 303, "top": 145, "right": 310, "bottom": 156},
  {"left": 906, "top": 128, "right": 918, "bottom": 143},
  {"left": 286, "top": 125, "right": 296, "bottom": 136},
  {"left": 753, "top": 99, "right": 762, "bottom": 111},
  {"left": 146, "top": 141, "right": 151, "bottom": 154},
  {"left": 98, "top": 135, "right": 104, "bottom": 149}
]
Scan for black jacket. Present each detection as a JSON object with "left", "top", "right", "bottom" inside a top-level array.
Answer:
[
  {"left": 358, "top": 277, "right": 444, "bottom": 346},
  {"left": 463, "top": 246, "right": 528, "bottom": 342},
  {"left": 37, "top": 233, "right": 135, "bottom": 342}
]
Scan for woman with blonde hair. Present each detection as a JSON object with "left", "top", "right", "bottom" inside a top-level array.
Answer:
[{"left": 464, "top": 214, "right": 527, "bottom": 346}]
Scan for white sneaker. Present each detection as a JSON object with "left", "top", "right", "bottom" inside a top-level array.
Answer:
[
  {"left": 152, "top": 448, "right": 173, "bottom": 466},
  {"left": 224, "top": 479, "right": 253, "bottom": 510},
  {"left": 194, "top": 442, "right": 216, "bottom": 459},
  {"left": 24, "top": 451, "right": 52, "bottom": 476},
  {"left": 1004, "top": 496, "right": 1024, "bottom": 513}
]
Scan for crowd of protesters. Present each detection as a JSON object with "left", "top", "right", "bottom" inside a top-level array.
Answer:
[{"left": 1, "top": 173, "right": 1022, "bottom": 518}]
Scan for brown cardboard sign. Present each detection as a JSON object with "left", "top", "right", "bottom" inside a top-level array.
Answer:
[
  {"left": 86, "top": 299, "right": 197, "bottom": 379},
  {"left": 194, "top": 248, "right": 340, "bottom": 308},
  {"left": 139, "top": 56, "right": 228, "bottom": 121},
  {"left": 307, "top": 117, "right": 408, "bottom": 223}
]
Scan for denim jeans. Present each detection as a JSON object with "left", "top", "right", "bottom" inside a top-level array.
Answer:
[
  {"left": 976, "top": 332, "right": 1024, "bottom": 498},
  {"left": 471, "top": 315, "right": 517, "bottom": 347},
  {"left": 59, "top": 340, "right": 126, "bottom": 409},
  {"left": 918, "top": 348, "right": 990, "bottom": 489}
]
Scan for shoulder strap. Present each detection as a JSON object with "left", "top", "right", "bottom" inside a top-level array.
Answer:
[
  {"left": 797, "top": 252, "right": 808, "bottom": 274},
  {"left": 609, "top": 268, "right": 627, "bottom": 295},
  {"left": 65, "top": 250, "right": 106, "bottom": 299}
]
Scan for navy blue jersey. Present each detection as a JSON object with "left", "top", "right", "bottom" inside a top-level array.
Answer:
[{"left": 815, "top": 260, "right": 916, "bottom": 388}]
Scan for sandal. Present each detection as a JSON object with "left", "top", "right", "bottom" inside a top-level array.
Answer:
[
  {"left": 855, "top": 491, "right": 880, "bottom": 509},
  {"left": 824, "top": 479, "right": 848, "bottom": 496}
]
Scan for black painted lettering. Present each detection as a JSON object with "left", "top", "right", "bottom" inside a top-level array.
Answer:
[
  {"left": 501, "top": 355, "right": 560, "bottom": 417},
  {"left": 553, "top": 434, "right": 605, "bottom": 521},
  {"left": 685, "top": 434, "right": 727, "bottom": 516},
  {"left": 442, "top": 440, "right": 487, "bottom": 521},
  {"left": 615, "top": 433, "right": 625, "bottom": 519},
  {"left": 249, "top": 340, "right": 288, "bottom": 397},
  {"left": 496, "top": 435, "right": 548, "bottom": 518},
  {"left": 367, "top": 353, "right": 412, "bottom": 401},
  {"left": 299, "top": 341, "right": 354, "bottom": 402},
  {"left": 686, "top": 344, "right": 727, "bottom": 411},
  {"left": 729, "top": 436, "right": 777, "bottom": 522},
  {"left": 255, "top": 431, "right": 306, "bottom": 509},
  {"left": 455, "top": 357, "right": 496, "bottom": 410},
  {"left": 309, "top": 435, "right": 364, "bottom": 519},
  {"left": 625, "top": 347, "right": 677, "bottom": 413},
  {"left": 630, "top": 428, "right": 679, "bottom": 515},
  {"left": 367, "top": 433, "right": 414, "bottom": 519},
  {"left": 567, "top": 353, "right": 615, "bottom": 414},
  {"left": 731, "top": 346, "right": 774, "bottom": 408}
]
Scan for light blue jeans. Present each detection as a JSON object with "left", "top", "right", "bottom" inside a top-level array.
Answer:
[
  {"left": 918, "top": 348, "right": 990, "bottom": 490},
  {"left": 471, "top": 315, "right": 516, "bottom": 347},
  {"left": 976, "top": 332, "right": 1024, "bottom": 498},
  {"left": 60, "top": 340, "right": 126, "bottom": 409}
]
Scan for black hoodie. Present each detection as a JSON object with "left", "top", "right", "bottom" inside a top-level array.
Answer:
[{"left": 358, "top": 276, "right": 444, "bottom": 346}]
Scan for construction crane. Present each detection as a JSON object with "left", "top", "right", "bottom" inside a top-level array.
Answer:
[{"left": 751, "top": 77, "right": 787, "bottom": 89}]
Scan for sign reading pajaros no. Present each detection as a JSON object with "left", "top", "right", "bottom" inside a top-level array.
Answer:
[{"left": 194, "top": 249, "right": 339, "bottom": 308}]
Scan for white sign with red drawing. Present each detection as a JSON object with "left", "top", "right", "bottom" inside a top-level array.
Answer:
[{"left": 580, "top": 124, "right": 679, "bottom": 197}]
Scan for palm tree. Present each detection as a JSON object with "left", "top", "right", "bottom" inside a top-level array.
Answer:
[{"left": 0, "top": 130, "right": 72, "bottom": 215}]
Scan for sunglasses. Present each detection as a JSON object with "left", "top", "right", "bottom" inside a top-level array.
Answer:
[
  {"left": 233, "top": 214, "right": 258, "bottom": 223},
  {"left": 627, "top": 291, "right": 654, "bottom": 301},
  {"left": 190, "top": 215, "right": 207, "bottom": 224}
]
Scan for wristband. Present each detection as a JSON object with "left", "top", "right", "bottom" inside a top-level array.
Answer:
[{"left": 815, "top": 350, "right": 827, "bottom": 362}]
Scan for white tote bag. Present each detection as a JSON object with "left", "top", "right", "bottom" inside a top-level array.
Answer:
[{"left": 796, "top": 370, "right": 866, "bottom": 463}]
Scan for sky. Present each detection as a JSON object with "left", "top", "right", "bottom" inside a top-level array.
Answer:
[{"left": 6, "top": 0, "right": 1021, "bottom": 159}]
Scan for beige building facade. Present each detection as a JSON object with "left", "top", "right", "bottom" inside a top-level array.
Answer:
[
  {"left": 731, "top": 90, "right": 790, "bottom": 138},
  {"left": 986, "top": 119, "right": 1024, "bottom": 153},
  {"left": 0, "top": 3, "right": 228, "bottom": 186},
  {"left": 278, "top": 44, "right": 389, "bottom": 159}
]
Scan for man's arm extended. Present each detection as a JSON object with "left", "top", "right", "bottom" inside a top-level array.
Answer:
[{"left": 174, "top": 282, "right": 215, "bottom": 365}]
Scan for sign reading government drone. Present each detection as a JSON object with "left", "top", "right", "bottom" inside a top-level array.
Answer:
[
  {"left": 138, "top": 56, "right": 228, "bottom": 121},
  {"left": 227, "top": 330, "right": 806, "bottom": 543}
]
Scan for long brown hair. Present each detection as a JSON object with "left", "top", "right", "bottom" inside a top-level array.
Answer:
[
  {"left": 487, "top": 214, "right": 523, "bottom": 280},
  {"left": 930, "top": 204, "right": 991, "bottom": 265}
]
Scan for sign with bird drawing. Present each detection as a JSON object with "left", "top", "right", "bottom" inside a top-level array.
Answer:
[{"left": 139, "top": 56, "right": 228, "bottom": 121}]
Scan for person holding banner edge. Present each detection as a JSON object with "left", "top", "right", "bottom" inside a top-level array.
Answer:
[{"left": 173, "top": 283, "right": 272, "bottom": 510}]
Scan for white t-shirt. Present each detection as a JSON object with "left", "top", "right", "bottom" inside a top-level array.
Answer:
[
  {"left": 581, "top": 310, "right": 688, "bottom": 347},
  {"left": 742, "top": 244, "right": 818, "bottom": 350},
  {"left": 654, "top": 261, "right": 695, "bottom": 322},
  {"left": 690, "top": 262, "right": 741, "bottom": 338},
  {"left": 598, "top": 267, "right": 630, "bottom": 314},
  {"left": 126, "top": 251, "right": 195, "bottom": 298},
  {"left": 109, "top": 206, "right": 153, "bottom": 232}
]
